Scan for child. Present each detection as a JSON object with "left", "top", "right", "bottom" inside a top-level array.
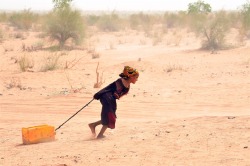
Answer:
[{"left": 89, "top": 66, "right": 139, "bottom": 139}]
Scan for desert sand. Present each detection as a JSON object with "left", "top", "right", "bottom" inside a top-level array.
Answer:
[{"left": 0, "top": 26, "right": 250, "bottom": 166}]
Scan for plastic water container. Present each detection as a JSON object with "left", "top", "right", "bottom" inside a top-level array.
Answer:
[{"left": 22, "top": 125, "right": 55, "bottom": 145}]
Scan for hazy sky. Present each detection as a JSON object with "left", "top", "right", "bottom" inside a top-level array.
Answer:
[{"left": 0, "top": 0, "right": 248, "bottom": 11}]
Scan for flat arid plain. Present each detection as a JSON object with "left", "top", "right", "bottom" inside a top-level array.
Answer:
[{"left": 0, "top": 16, "right": 250, "bottom": 166}]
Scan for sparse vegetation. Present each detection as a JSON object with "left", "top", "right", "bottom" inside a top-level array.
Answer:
[
  {"left": 239, "top": 1, "right": 250, "bottom": 40},
  {"left": 5, "top": 77, "right": 24, "bottom": 90},
  {"left": 22, "top": 41, "right": 44, "bottom": 52},
  {"left": 94, "top": 62, "right": 105, "bottom": 88},
  {"left": 0, "top": 28, "right": 3, "bottom": 42},
  {"left": 0, "top": 12, "right": 8, "bottom": 22},
  {"left": 64, "top": 56, "right": 84, "bottom": 69},
  {"left": 9, "top": 9, "right": 38, "bottom": 30},
  {"left": 0, "top": 0, "right": 249, "bottom": 82},
  {"left": 1, "top": 3, "right": 250, "bottom": 164},
  {"left": 91, "top": 51, "right": 100, "bottom": 59},
  {"left": 187, "top": 1, "right": 231, "bottom": 50},
  {"left": 40, "top": 54, "right": 60, "bottom": 72},
  {"left": 0, "top": 0, "right": 248, "bottom": 52},
  {"left": 201, "top": 11, "right": 230, "bottom": 50},
  {"left": 164, "top": 64, "right": 183, "bottom": 73},
  {"left": 63, "top": 70, "right": 85, "bottom": 93},
  {"left": 152, "top": 31, "right": 163, "bottom": 46},
  {"left": 163, "top": 11, "right": 187, "bottom": 29},
  {"left": 45, "top": 0, "right": 85, "bottom": 49},
  {"left": 108, "top": 41, "right": 115, "bottom": 49},
  {"left": 96, "top": 12, "right": 123, "bottom": 32},
  {"left": 13, "top": 32, "right": 25, "bottom": 39},
  {"left": 86, "top": 44, "right": 100, "bottom": 59},
  {"left": 18, "top": 54, "right": 34, "bottom": 72}
]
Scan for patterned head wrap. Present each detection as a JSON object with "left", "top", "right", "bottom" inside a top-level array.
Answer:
[{"left": 119, "top": 66, "right": 139, "bottom": 79}]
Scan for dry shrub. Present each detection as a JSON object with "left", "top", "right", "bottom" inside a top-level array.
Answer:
[
  {"left": 201, "top": 12, "right": 230, "bottom": 50},
  {"left": 172, "top": 30, "right": 183, "bottom": 46},
  {"left": 108, "top": 42, "right": 115, "bottom": 50},
  {"left": 63, "top": 70, "right": 85, "bottom": 93},
  {"left": 45, "top": 7, "right": 85, "bottom": 49},
  {"left": 64, "top": 56, "right": 85, "bottom": 69},
  {"left": 163, "top": 11, "right": 187, "bottom": 29},
  {"left": 239, "top": 2, "right": 250, "bottom": 41},
  {"left": 164, "top": 64, "right": 183, "bottom": 73},
  {"left": 0, "top": 12, "right": 8, "bottom": 22},
  {"left": 13, "top": 32, "right": 25, "bottom": 39},
  {"left": 18, "top": 55, "right": 34, "bottom": 72},
  {"left": 0, "top": 28, "right": 3, "bottom": 42},
  {"left": 22, "top": 41, "right": 44, "bottom": 52},
  {"left": 88, "top": 49, "right": 100, "bottom": 59},
  {"left": 5, "top": 77, "right": 23, "bottom": 90},
  {"left": 96, "top": 12, "right": 123, "bottom": 32},
  {"left": 94, "top": 62, "right": 105, "bottom": 88},
  {"left": 9, "top": 9, "right": 37, "bottom": 30},
  {"left": 40, "top": 53, "right": 60, "bottom": 72},
  {"left": 152, "top": 31, "right": 163, "bottom": 46},
  {"left": 188, "top": 11, "right": 230, "bottom": 50}
]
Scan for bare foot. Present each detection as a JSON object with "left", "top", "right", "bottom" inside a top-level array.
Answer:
[
  {"left": 96, "top": 135, "right": 106, "bottom": 139},
  {"left": 88, "top": 123, "right": 96, "bottom": 136}
]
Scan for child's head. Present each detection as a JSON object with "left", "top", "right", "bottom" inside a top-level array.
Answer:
[{"left": 119, "top": 66, "right": 139, "bottom": 83}]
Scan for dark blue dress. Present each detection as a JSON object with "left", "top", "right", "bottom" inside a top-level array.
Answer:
[{"left": 93, "top": 78, "right": 130, "bottom": 128}]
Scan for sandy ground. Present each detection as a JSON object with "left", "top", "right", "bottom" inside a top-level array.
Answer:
[{"left": 0, "top": 27, "right": 250, "bottom": 166}]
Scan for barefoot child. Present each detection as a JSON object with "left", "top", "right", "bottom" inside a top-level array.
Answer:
[{"left": 89, "top": 66, "right": 139, "bottom": 139}]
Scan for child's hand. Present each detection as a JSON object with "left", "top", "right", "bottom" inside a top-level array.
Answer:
[
  {"left": 113, "top": 92, "right": 120, "bottom": 99},
  {"left": 93, "top": 94, "right": 100, "bottom": 100}
]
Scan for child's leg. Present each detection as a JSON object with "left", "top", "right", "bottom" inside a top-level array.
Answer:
[
  {"left": 88, "top": 120, "right": 102, "bottom": 136},
  {"left": 97, "top": 125, "right": 108, "bottom": 139}
]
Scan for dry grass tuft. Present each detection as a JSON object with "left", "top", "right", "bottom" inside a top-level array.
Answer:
[
  {"left": 39, "top": 53, "right": 60, "bottom": 72},
  {"left": 18, "top": 54, "right": 34, "bottom": 72},
  {"left": 164, "top": 64, "right": 183, "bottom": 73}
]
